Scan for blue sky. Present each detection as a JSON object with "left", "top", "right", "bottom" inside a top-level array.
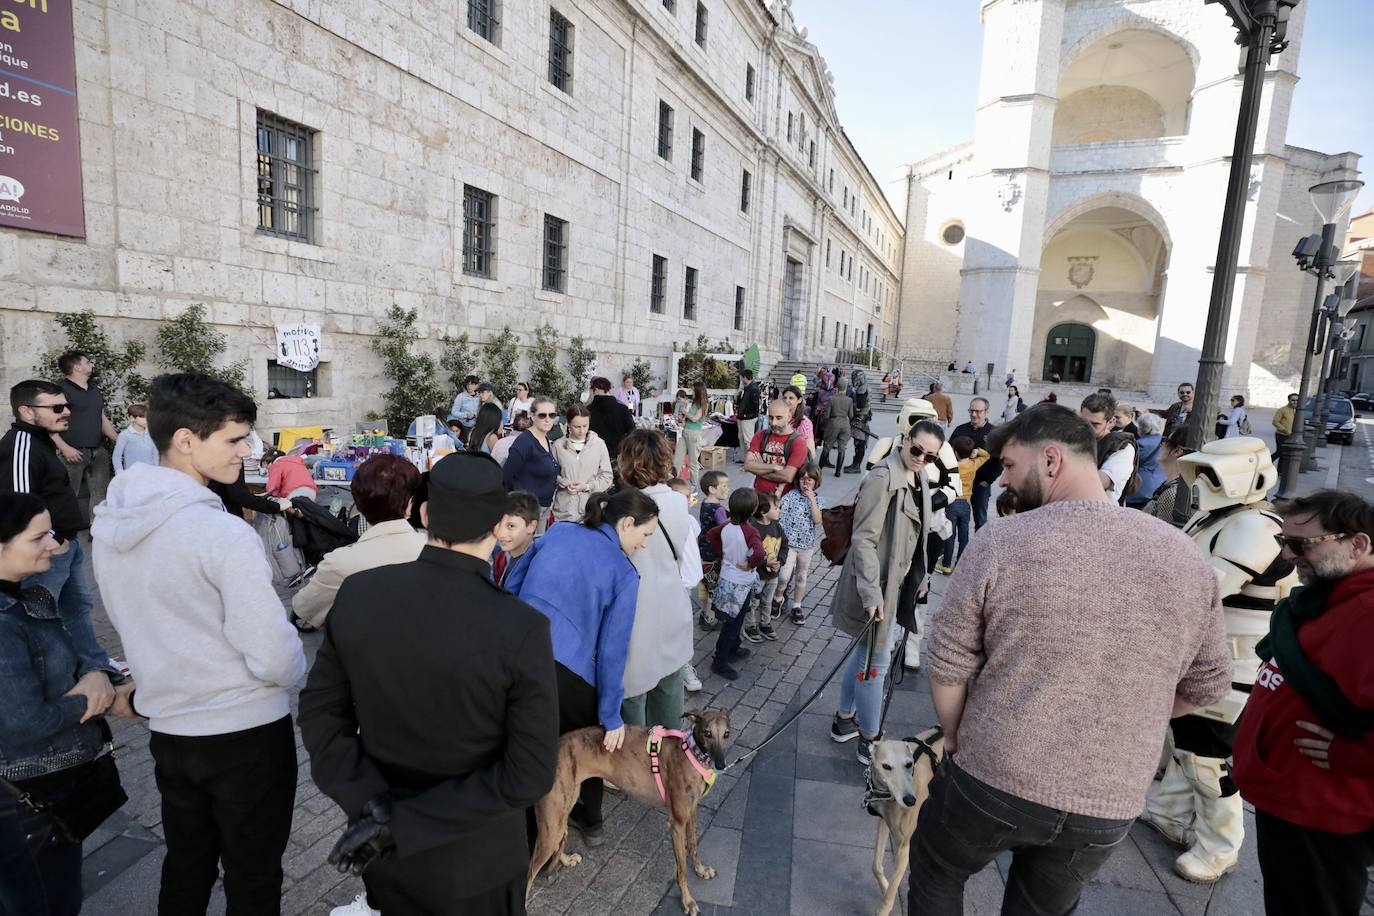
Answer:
[{"left": 792, "top": 0, "right": 1374, "bottom": 216}]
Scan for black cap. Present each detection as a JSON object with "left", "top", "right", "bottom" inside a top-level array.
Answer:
[
  {"left": 427, "top": 451, "right": 507, "bottom": 542},
  {"left": 476, "top": 382, "right": 494, "bottom": 393}
]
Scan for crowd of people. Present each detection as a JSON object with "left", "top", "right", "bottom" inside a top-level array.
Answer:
[{"left": 0, "top": 353, "right": 1370, "bottom": 916}]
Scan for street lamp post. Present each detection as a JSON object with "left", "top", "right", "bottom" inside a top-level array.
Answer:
[
  {"left": 1304, "top": 275, "right": 1360, "bottom": 469},
  {"left": 1186, "top": 0, "right": 1299, "bottom": 451},
  {"left": 1276, "top": 180, "right": 1365, "bottom": 498}
]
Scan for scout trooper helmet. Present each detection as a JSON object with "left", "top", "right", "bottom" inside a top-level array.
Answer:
[
  {"left": 1177, "top": 437, "right": 1276, "bottom": 513},
  {"left": 897, "top": 398, "right": 937, "bottom": 435}
]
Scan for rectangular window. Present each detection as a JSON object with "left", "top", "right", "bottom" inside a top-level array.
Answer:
[
  {"left": 828, "top": 169, "right": 834, "bottom": 192},
  {"left": 683, "top": 266, "right": 698, "bottom": 321},
  {"left": 267, "top": 360, "right": 317, "bottom": 398},
  {"left": 694, "top": 2, "right": 707, "bottom": 46},
  {"left": 740, "top": 168, "right": 751, "bottom": 213},
  {"left": 848, "top": 258, "right": 853, "bottom": 281},
  {"left": 548, "top": 9, "right": 573, "bottom": 93},
  {"left": 734, "top": 286, "right": 744, "bottom": 331},
  {"left": 542, "top": 214, "right": 568, "bottom": 292},
  {"left": 798, "top": 113, "right": 806, "bottom": 150},
  {"left": 657, "top": 100, "right": 674, "bottom": 161},
  {"left": 821, "top": 317, "right": 826, "bottom": 346},
  {"left": 467, "top": 0, "right": 499, "bottom": 43},
  {"left": 651, "top": 255, "right": 667, "bottom": 314},
  {"left": 745, "top": 63, "right": 755, "bottom": 102},
  {"left": 808, "top": 140, "right": 815, "bottom": 168},
  {"left": 256, "top": 111, "right": 316, "bottom": 243},
  {"left": 462, "top": 185, "right": 496, "bottom": 277},
  {"left": 833, "top": 322, "right": 840, "bottom": 347},
  {"left": 787, "top": 112, "right": 793, "bottom": 143},
  {"left": 838, "top": 249, "right": 844, "bottom": 274},
  {"left": 825, "top": 238, "right": 831, "bottom": 267},
  {"left": 690, "top": 128, "right": 705, "bottom": 182},
  {"left": 842, "top": 186, "right": 848, "bottom": 207}
]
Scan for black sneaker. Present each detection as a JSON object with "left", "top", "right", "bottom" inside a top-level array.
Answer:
[
  {"left": 856, "top": 733, "right": 883, "bottom": 767},
  {"left": 760, "top": 624, "right": 778, "bottom": 641},
  {"left": 730, "top": 646, "right": 752, "bottom": 661},
  {"left": 742, "top": 626, "right": 764, "bottom": 643},
  {"left": 568, "top": 808, "right": 606, "bottom": 847},
  {"left": 769, "top": 600, "right": 785, "bottom": 622},
  {"left": 711, "top": 660, "right": 739, "bottom": 681},
  {"left": 790, "top": 606, "right": 805, "bottom": 624},
  {"left": 830, "top": 713, "right": 859, "bottom": 743},
  {"left": 698, "top": 612, "right": 720, "bottom": 632}
]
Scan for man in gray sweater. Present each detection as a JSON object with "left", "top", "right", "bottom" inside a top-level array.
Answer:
[
  {"left": 910, "top": 403, "right": 1231, "bottom": 916},
  {"left": 93, "top": 373, "right": 306, "bottom": 916}
]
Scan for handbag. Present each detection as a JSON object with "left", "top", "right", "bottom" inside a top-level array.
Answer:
[{"left": 1, "top": 724, "right": 127, "bottom": 845}]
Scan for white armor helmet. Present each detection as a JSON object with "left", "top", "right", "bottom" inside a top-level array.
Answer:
[
  {"left": 897, "top": 398, "right": 937, "bottom": 434},
  {"left": 1177, "top": 437, "right": 1276, "bottom": 513}
]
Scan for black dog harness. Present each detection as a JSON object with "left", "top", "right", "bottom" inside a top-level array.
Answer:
[{"left": 862, "top": 727, "right": 944, "bottom": 817}]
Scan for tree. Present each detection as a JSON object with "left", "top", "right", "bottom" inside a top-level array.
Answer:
[
  {"left": 154, "top": 304, "right": 249, "bottom": 393},
  {"left": 37, "top": 310, "right": 148, "bottom": 428},
  {"left": 626, "top": 357, "right": 656, "bottom": 395},
  {"left": 439, "top": 332, "right": 478, "bottom": 394},
  {"left": 568, "top": 335, "right": 597, "bottom": 397},
  {"left": 528, "top": 323, "right": 568, "bottom": 409},
  {"left": 369, "top": 305, "right": 446, "bottom": 434},
  {"left": 481, "top": 326, "right": 521, "bottom": 402}
]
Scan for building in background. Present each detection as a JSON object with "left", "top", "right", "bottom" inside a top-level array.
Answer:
[
  {"left": 892, "top": 0, "right": 1361, "bottom": 406},
  {"left": 0, "top": 0, "right": 898, "bottom": 435}
]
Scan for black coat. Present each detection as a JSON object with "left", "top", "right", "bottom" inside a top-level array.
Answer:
[
  {"left": 298, "top": 547, "right": 558, "bottom": 897},
  {"left": 286, "top": 496, "right": 357, "bottom": 565},
  {"left": 587, "top": 394, "right": 635, "bottom": 458}
]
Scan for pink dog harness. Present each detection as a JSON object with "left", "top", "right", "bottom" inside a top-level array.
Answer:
[{"left": 646, "top": 726, "right": 717, "bottom": 802}]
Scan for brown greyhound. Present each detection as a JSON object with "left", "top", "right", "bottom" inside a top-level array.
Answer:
[
  {"left": 527, "top": 709, "right": 733, "bottom": 916},
  {"left": 868, "top": 727, "right": 944, "bottom": 916}
]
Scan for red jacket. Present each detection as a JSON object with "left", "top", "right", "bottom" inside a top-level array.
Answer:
[
  {"left": 1232, "top": 566, "right": 1374, "bottom": 834},
  {"left": 266, "top": 455, "right": 318, "bottom": 498}
]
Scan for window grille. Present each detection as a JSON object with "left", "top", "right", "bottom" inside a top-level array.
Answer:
[
  {"left": 468, "top": 0, "right": 499, "bottom": 43},
  {"left": 256, "top": 112, "right": 316, "bottom": 243},
  {"left": 684, "top": 266, "right": 698, "bottom": 321},
  {"left": 463, "top": 185, "right": 496, "bottom": 277},
  {"left": 543, "top": 214, "right": 567, "bottom": 292},
  {"left": 651, "top": 255, "right": 667, "bottom": 313},
  {"left": 548, "top": 10, "right": 572, "bottom": 92}
]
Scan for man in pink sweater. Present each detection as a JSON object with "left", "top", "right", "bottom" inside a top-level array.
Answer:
[{"left": 910, "top": 403, "right": 1232, "bottom": 916}]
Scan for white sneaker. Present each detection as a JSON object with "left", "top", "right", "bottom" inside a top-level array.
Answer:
[
  {"left": 330, "top": 893, "right": 380, "bottom": 916},
  {"left": 682, "top": 664, "right": 703, "bottom": 692}
]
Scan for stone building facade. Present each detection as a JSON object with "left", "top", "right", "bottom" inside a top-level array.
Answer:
[
  {"left": 893, "top": 0, "right": 1361, "bottom": 406},
  {"left": 0, "top": 0, "right": 899, "bottom": 434}
]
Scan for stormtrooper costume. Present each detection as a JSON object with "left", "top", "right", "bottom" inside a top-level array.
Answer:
[
  {"left": 865, "top": 398, "right": 961, "bottom": 671},
  {"left": 1141, "top": 438, "right": 1298, "bottom": 883}
]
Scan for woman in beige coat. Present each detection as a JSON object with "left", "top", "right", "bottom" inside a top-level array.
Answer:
[
  {"left": 551, "top": 405, "right": 613, "bottom": 523},
  {"left": 829, "top": 419, "right": 945, "bottom": 766}
]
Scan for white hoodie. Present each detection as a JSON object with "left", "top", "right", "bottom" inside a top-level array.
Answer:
[{"left": 91, "top": 463, "right": 306, "bottom": 736}]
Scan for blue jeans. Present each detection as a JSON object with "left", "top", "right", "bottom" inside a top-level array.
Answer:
[
  {"left": 971, "top": 482, "right": 991, "bottom": 530},
  {"left": 942, "top": 500, "right": 972, "bottom": 567},
  {"left": 0, "top": 792, "right": 83, "bottom": 916},
  {"left": 23, "top": 538, "right": 110, "bottom": 675},
  {"left": 837, "top": 616, "right": 898, "bottom": 737}
]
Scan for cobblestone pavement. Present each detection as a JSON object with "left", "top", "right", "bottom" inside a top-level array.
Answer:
[{"left": 79, "top": 410, "right": 1374, "bottom": 914}]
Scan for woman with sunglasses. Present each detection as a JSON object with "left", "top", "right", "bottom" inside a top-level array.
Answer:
[
  {"left": 0, "top": 493, "right": 135, "bottom": 915},
  {"left": 829, "top": 419, "right": 946, "bottom": 767},
  {"left": 502, "top": 397, "right": 561, "bottom": 534}
]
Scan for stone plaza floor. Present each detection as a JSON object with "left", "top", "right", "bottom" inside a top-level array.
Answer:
[{"left": 78, "top": 410, "right": 1374, "bottom": 915}]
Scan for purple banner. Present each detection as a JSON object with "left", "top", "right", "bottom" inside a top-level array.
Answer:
[{"left": 0, "top": 0, "right": 85, "bottom": 238}]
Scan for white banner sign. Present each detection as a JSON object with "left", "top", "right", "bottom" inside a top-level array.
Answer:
[{"left": 275, "top": 324, "right": 321, "bottom": 372}]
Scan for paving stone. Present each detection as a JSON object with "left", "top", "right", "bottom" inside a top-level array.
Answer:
[
  {"left": 793, "top": 778, "right": 878, "bottom": 849},
  {"left": 712, "top": 773, "right": 751, "bottom": 830}
]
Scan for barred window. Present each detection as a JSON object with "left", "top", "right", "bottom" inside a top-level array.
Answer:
[
  {"left": 267, "top": 360, "right": 317, "bottom": 399},
  {"left": 657, "top": 100, "right": 674, "bottom": 161},
  {"left": 468, "top": 0, "right": 500, "bottom": 43},
  {"left": 694, "top": 2, "right": 707, "bottom": 46},
  {"left": 256, "top": 112, "right": 316, "bottom": 243},
  {"left": 690, "top": 128, "right": 705, "bottom": 183},
  {"left": 740, "top": 168, "right": 751, "bottom": 213},
  {"left": 683, "top": 266, "right": 698, "bottom": 321},
  {"left": 651, "top": 255, "right": 667, "bottom": 314},
  {"left": 543, "top": 214, "right": 568, "bottom": 292},
  {"left": 745, "top": 64, "right": 755, "bottom": 102},
  {"left": 734, "top": 286, "right": 744, "bottom": 332},
  {"left": 463, "top": 185, "right": 496, "bottom": 278},
  {"left": 548, "top": 9, "right": 573, "bottom": 93}
]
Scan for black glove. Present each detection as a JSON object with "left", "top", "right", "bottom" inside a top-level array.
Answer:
[{"left": 328, "top": 796, "right": 396, "bottom": 876}]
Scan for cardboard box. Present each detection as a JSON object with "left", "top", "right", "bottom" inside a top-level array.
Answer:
[{"left": 699, "top": 446, "right": 727, "bottom": 470}]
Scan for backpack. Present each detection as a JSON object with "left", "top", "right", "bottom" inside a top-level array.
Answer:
[{"left": 1238, "top": 412, "right": 1252, "bottom": 436}]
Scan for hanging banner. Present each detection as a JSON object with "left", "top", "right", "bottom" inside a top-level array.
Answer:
[
  {"left": 275, "top": 324, "right": 322, "bottom": 371},
  {"left": 0, "top": 0, "right": 86, "bottom": 238}
]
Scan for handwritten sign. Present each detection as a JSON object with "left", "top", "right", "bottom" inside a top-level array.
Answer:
[
  {"left": 275, "top": 324, "right": 321, "bottom": 372},
  {"left": 0, "top": 0, "right": 85, "bottom": 237}
]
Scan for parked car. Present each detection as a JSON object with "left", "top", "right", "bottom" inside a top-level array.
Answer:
[
  {"left": 1349, "top": 392, "right": 1374, "bottom": 413},
  {"left": 1304, "top": 395, "right": 1356, "bottom": 445}
]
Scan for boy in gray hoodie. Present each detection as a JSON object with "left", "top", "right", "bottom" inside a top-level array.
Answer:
[{"left": 92, "top": 373, "right": 306, "bottom": 916}]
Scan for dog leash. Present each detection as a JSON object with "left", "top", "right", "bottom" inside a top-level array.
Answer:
[{"left": 719, "top": 617, "right": 875, "bottom": 773}]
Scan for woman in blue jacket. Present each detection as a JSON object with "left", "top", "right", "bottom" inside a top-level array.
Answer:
[
  {"left": 507, "top": 487, "right": 658, "bottom": 847},
  {"left": 502, "top": 396, "right": 561, "bottom": 533}
]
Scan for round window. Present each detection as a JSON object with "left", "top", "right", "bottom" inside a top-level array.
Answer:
[{"left": 941, "top": 222, "right": 965, "bottom": 246}]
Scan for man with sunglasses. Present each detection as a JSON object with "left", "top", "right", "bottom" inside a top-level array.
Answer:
[
  {"left": 0, "top": 380, "right": 118, "bottom": 686},
  {"left": 951, "top": 397, "right": 998, "bottom": 529},
  {"left": 1232, "top": 489, "right": 1374, "bottom": 916},
  {"left": 1164, "top": 382, "right": 1195, "bottom": 438}
]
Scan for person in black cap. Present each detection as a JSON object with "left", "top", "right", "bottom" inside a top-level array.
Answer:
[{"left": 299, "top": 451, "right": 559, "bottom": 915}]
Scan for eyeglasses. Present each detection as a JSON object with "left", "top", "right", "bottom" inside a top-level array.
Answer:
[
  {"left": 1274, "top": 533, "right": 1348, "bottom": 556},
  {"left": 907, "top": 444, "right": 935, "bottom": 463},
  {"left": 534, "top": 412, "right": 557, "bottom": 419},
  {"left": 25, "top": 403, "right": 71, "bottom": 413}
]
